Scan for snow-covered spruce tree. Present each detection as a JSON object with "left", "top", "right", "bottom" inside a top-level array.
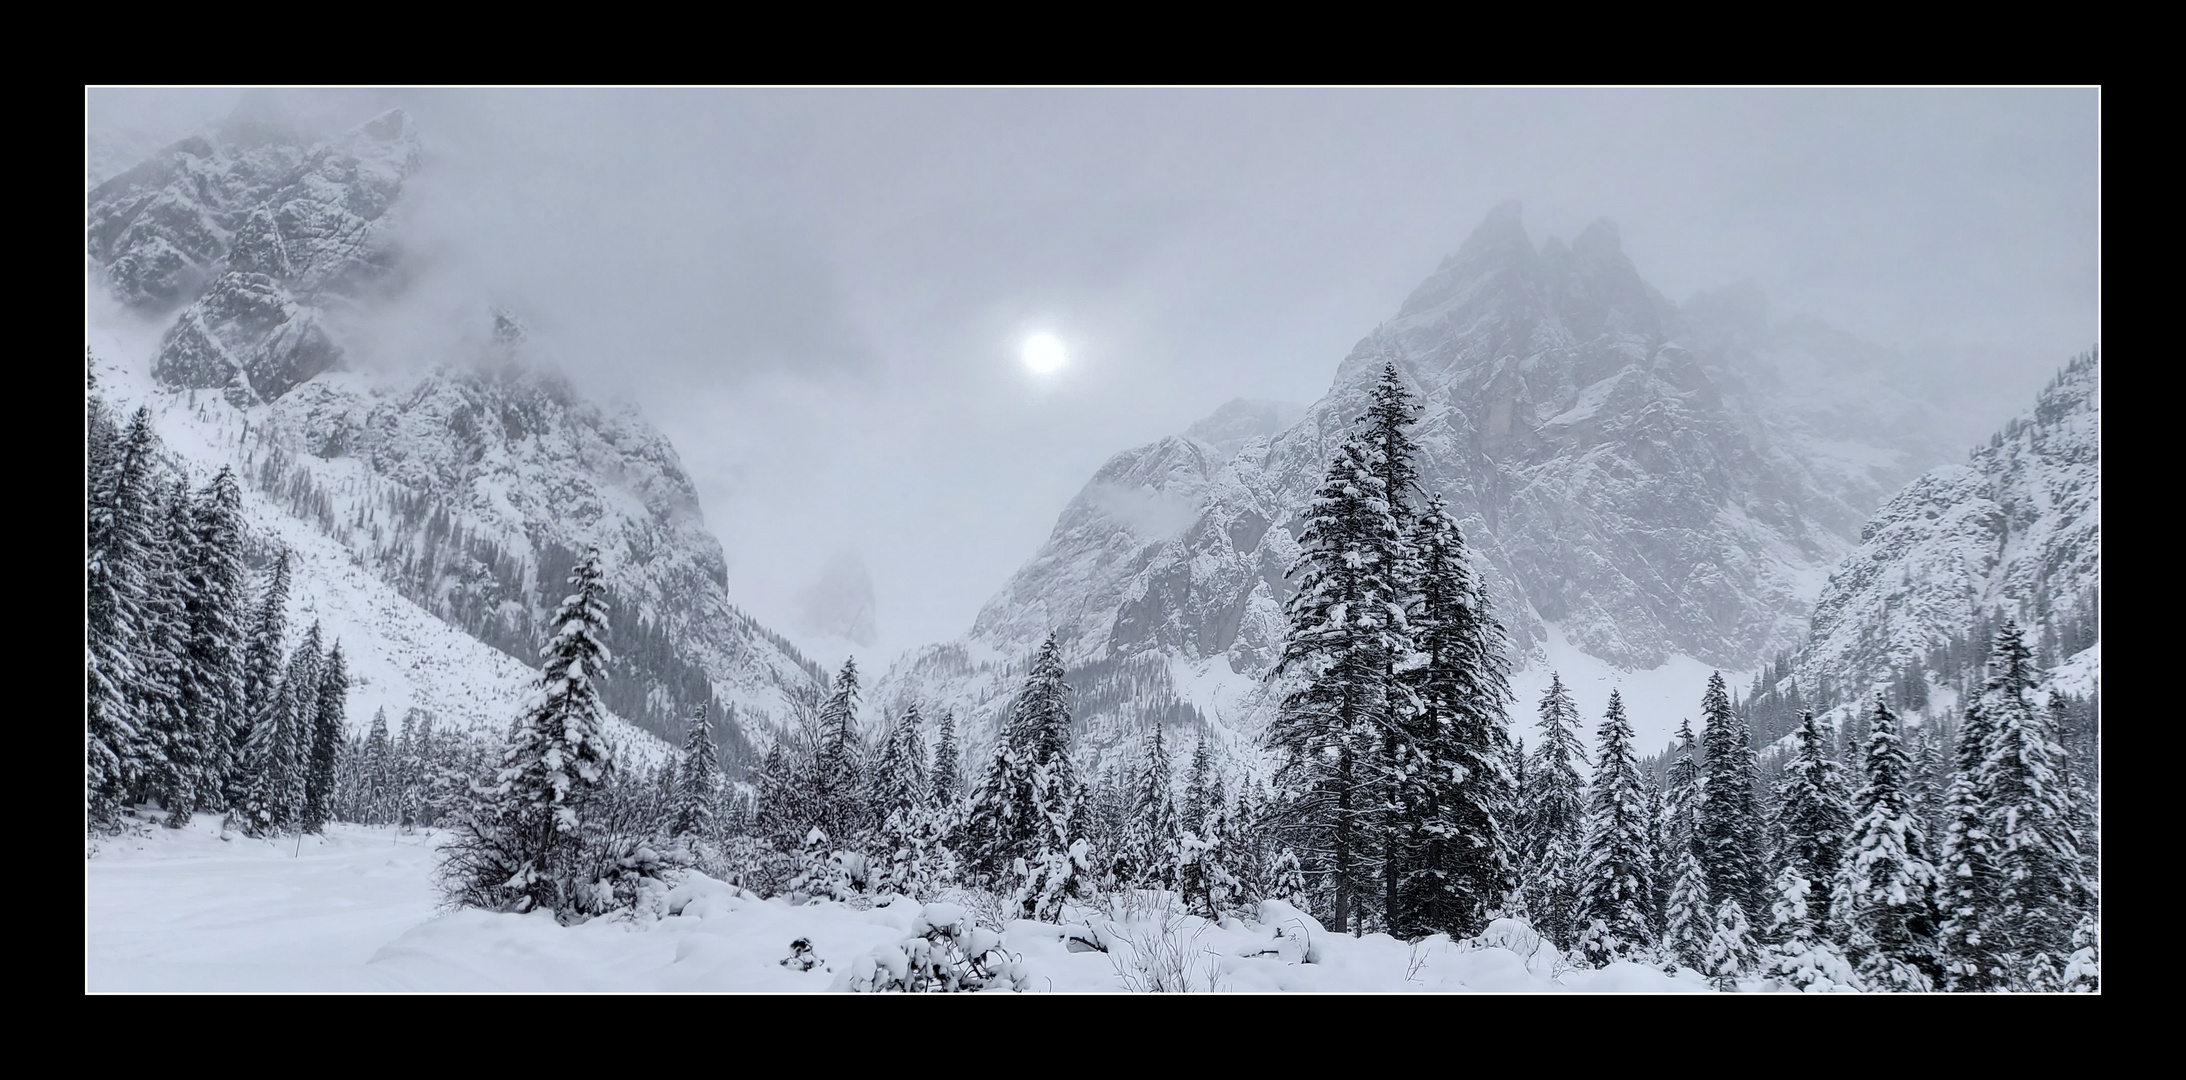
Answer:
[
  {"left": 438, "top": 548, "right": 615, "bottom": 916},
  {"left": 1265, "top": 432, "right": 1411, "bottom": 934},
  {"left": 141, "top": 479, "right": 199, "bottom": 823},
  {"left": 244, "top": 625, "right": 320, "bottom": 835},
  {"left": 1661, "top": 720, "right": 1712, "bottom": 972},
  {"left": 1703, "top": 898, "right": 1759, "bottom": 991},
  {"left": 1521, "top": 674, "right": 1589, "bottom": 950},
  {"left": 932, "top": 710, "right": 962, "bottom": 806},
  {"left": 672, "top": 703, "right": 719, "bottom": 843},
  {"left": 1360, "top": 361, "right": 1427, "bottom": 932},
  {"left": 1392, "top": 495, "right": 1515, "bottom": 940},
  {"left": 1977, "top": 620, "right": 2085, "bottom": 989},
  {"left": 1644, "top": 769, "right": 1669, "bottom": 942},
  {"left": 1178, "top": 733, "right": 1234, "bottom": 916},
  {"left": 1772, "top": 711, "right": 1854, "bottom": 943},
  {"left": 300, "top": 641, "right": 348, "bottom": 833},
  {"left": 361, "top": 708, "right": 393, "bottom": 825},
  {"left": 227, "top": 549, "right": 290, "bottom": 813},
  {"left": 2062, "top": 914, "right": 2100, "bottom": 993},
  {"left": 1089, "top": 764, "right": 1128, "bottom": 886},
  {"left": 394, "top": 709, "right": 420, "bottom": 829},
  {"left": 754, "top": 741, "right": 806, "bottom": 852},
  {"left": 873, "top": 704, "right": 932, "bottom": 825},
  {"left": 1183, "top": 733, "right": 1221, "bottom": 847},
  {"left": 86, "top": 406, "right": 163, "bottom": 824},
  {"left": 1833, "top": 696, "right": 1944, "bottom": 991},
  {"left": 1011, "top": 759, "right": 1093, "bottom": 922},
  {"left": 1699, "top": 672, "right": 1768, "bottom": 926},
  {"left": 872, "top": 705, "right": 953, "bottom": 899},
  {"left": 1755, "top": 710, "right": 1860, "bottom": 989},
  {"left": 1937, "top": 699, "right": 2005, "bottom": 990},
  {"left": 1359, "top": 362, "right": 1422, "bottom": 530},
  {"left": 1121, "top": 722, "right": 1182, "bottom": 890},
  {"left": 1180, "top": 790, "right": 1242, "bottom": 918},
  {"left": 1760, "top": 866, "right": 1861, "bottom": 991},
  {"left": 963, "top": 633, "right": 1078, "bottom": 887},
  {"left": 177, "top": 468, "right": 249, "bottom": 817},
  {"left": 1909, "top": 726, "right": 1944, "bottom": 849},
  {"left": 1576, "top": 691, "right": 1653, "bottom": 965},
  {"left": 812, "top": 657, "right": 866, "bottom": 845}
]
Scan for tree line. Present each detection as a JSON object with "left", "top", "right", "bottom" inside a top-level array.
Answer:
[{"left": 92, "top": 358, "right": 2097, "bottom": 990}]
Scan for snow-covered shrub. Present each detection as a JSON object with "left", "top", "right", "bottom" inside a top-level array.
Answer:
[
  {"left": 788, "top": 829, "right": 873, "bottom": 905},
  {"left": 872, "top": 804, "right": 960, "bottom": 902},
  {"left": 562, "top": 793, "right": 685, "bottom": 922},
  {"left": 941, "top": 884, "right": 1014, "bottom": 932},
  {"left": 1469, "top": 917, "right": 1549, "bottom": 971},
  {"left": 1703, "top": 900, "right": 1758, "bottom": 990},
  {"left": 436, "top": 772, "right": 687, "bottom": 923},
  {"left": 1011, "top": 839, "right": 1093, "bottom": 923},
  {"left": 781, "top": 937, "right": 823, "bottom": 972},
  {"left": 714, "top": 835, "right": 797, "bottom": 898},
  {"left": 1761, "top": 937, "right": 1864, "bottom": 992},
  {"left": 1760, "top": 871, "right": 1862, "bottom": 991},
  {"left": 2063, "top": 915, "right": 2100, "bottom": 992},
  {"left": 1093, "top": 890, "right": 1223, "bottom": 992},
  {"left": 832, "top": 904, "right": 1028, "bottom": 992}
]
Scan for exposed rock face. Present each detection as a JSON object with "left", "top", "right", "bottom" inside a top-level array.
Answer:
[
  {"left": 88, "top": 108, "right": 419, "bottom": 403},
  {"left": 87, "top": 107, "right": 825, "bottom": 757},
  {"left": 879, "top": 202, "right": 1966, "bottom": 764},
  {"left": 1796, "top": 351, "right": 2100, "bottom": 696}
]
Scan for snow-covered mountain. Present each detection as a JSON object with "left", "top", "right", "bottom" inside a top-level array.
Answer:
[
  {"left": 1794, "top": 350, "right": 2100, "bottom": 699},
  {"left": 85, "top": 106, "right": 826, "bottom": 760},
  {"left": 876, "top": 202, "right": 1970, "bottom": 765}
]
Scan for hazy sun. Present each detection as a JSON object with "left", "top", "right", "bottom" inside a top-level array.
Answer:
[{"left": 1022, "top": 332, "right": 1067, "bottom": 374}]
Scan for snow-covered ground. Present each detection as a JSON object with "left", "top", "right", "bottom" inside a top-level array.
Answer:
[
  {"left": 86, "top": 820, "right": 1708, "bottom": 993},
  {"left": 1510, "top": 623, "right": 1752, "bottom": 760}
]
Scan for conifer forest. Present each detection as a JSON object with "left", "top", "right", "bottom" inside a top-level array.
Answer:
[{"left": 85, "top": 87, "right": 2098, "bottom": 993}]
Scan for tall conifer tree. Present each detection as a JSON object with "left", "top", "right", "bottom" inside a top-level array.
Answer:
[
  {"left": 813, "top": 657, "right": 865, "bottom": 843},
  {"left": 179, "top": 468, "right": 248, "bottom": 814},
  {"left": 1833, "top": 696, "right": 1943, "bottom": 990},
  {"left": 931, "top": 710, "right": 962, "bottom": 805},
  {"left": 1122, "top": 723, "right": 1181, "bottom": 889},
  {"left": 142, "top": 479, "right": 199, "bottom": 821},
  {"left": 1700, "top": 672, "right": 1767, "bottom": 923},
  {"left": 1662, "top": 719, "right": 1711, "bottom": 971},
  {"left": 1266, "top": 432, "right": 1410, "bottom": 934},
  {"left": 1576, "top": 691, "right": 1653, "bottom": 964},
  {"left": 1522, "top": 674, "right": 1589, "bottom": 949},
  {"left": 963, "top": 634, "right": 1077, "bottom": 884},
  {"left": 1772, "top": 711, "right": 1854, "bottom": 943},
  {"left": 673, "top": 703, "right": 719, "bottom": 840},
  {"left": 1393, "top": 495, "right": 1514, "bottom": 938},
  {"left": 1938, "top": 699, "right": 2005, "bottom": 990},
  {"left": 1978, "top": 620, "right": 2083, "bottom": 988},
  {"left": 447, "top": 548, "right": 614, "bottom": 914},
  {"left": 230, "top": 549, "right": 290, "bottom": 811},
  {"left": 302, "top": 642, "right": 348, "bottom": 833},
  {"left": 86, "top": 406, "right": 162, "bottom": 821}
]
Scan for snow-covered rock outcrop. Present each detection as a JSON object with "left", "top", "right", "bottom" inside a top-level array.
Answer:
[
  {"left": 878, "top": 202, "right": 1968, "bottom": 766},
  {"left": 86, "top": 102, "right": 825, "bottom": 757},
  {"left": 1795, "top": 350, "right": 2099, "bottom": 697}
]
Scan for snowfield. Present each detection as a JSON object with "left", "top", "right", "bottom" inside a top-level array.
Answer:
[{"left": 86, "top": 820, "right": 1708, "bottom": 993}]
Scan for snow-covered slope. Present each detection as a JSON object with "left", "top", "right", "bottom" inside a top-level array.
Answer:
[
  {"left": 85, "top": 103, "right": 825, "bottom": 760},
  {"left": 877, "top": 203, "right": 1962, "bottom": 767},
  {"left": 1795, "top": 351, "right": 2100, "bottom": 698},
  {"left": 87, "top": 336, "right": 662, "bottom": 764}
]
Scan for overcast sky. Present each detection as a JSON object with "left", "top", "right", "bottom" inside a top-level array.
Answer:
[{"left": 85, "top": 88, "right": 2100, "bottom": 666}]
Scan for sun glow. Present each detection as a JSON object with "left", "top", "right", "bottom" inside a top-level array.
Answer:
[{"left": 1022, "top": 332, "right": 1067, "bottom": 374}]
